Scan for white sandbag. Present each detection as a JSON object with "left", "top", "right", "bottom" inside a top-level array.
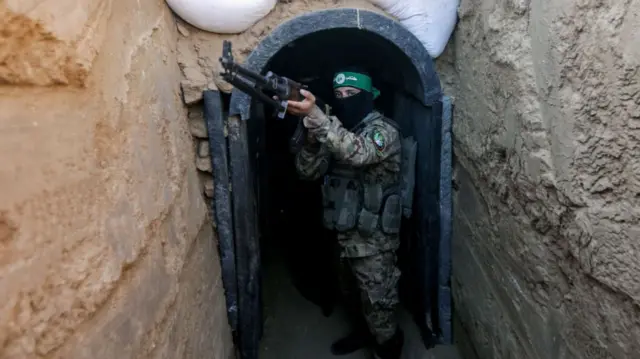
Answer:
[
  {"left": 166, "top": 0, "right": 277, "bottom": 34},
  {"left": 368, "top": 0, "right": 459, "bottom": 58}
]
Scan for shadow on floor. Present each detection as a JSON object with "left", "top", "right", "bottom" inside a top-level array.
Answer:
[{"left": 260, "top": 249, "right": 462, "bottom": 359}]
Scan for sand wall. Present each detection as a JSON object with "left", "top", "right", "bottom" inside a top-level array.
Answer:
[
  {"left": 0, "top": 1, "right": 233, "bottom": 358},
  {"left": 437, "top": 0, "right": 640, "bottom": 357}
]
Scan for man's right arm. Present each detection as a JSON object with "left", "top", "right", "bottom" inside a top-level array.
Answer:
[{"left": 294, "top": 140, "right": 330, "bottom": 181}]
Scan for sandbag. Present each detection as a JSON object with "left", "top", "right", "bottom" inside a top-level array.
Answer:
[
  {"left": 166, "top": 0, "right": 277, "bottom": 34},
  {"left": 368, "top": 0, "right": 459, "bottom": 58}
]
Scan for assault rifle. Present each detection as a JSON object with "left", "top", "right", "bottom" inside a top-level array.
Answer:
[{"left": 219, "top": 40, "right": 316, "bottom": 153}]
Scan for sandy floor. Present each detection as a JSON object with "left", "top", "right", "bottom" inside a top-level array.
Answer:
[{"left": 259, "top": 249, "right": 462, "bottom": 359}]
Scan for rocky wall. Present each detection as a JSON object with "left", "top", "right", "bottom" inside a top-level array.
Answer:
[
  {"left": 0, "top": 1, "right": 233, "bottom": 358},
  {"left": 436, "top": 0, "right": 640, "bottom": 358}
]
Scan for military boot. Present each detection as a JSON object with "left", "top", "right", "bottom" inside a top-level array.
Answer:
[
  {"left": 331, "top": 320, "right": 374, "bottom": 355},
  {"left": 373, "top": 328, "right": 404, "bottom": 359}
]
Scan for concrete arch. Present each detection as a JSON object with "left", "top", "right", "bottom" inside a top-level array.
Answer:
[{"left": 229, "top": 7, "right": 443, "bottom": 120}]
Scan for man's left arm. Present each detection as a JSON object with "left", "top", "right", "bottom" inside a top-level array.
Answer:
[{"left": 305, "top": 106, "right": 400, "bottom": 167}]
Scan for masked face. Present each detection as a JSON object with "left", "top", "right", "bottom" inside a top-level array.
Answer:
[{"left": 333, "top": 86, "right": 374, "bottom": 129}]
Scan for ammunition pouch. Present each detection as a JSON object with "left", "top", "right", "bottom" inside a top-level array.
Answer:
[
  {"left": 322, "top": 175, "right": 361, "bottom": 232},
  {"left": 380, "top": 193, "right": 402, "bottom": 234},
  {"left": 322, "top": 176, "right": 402, "bottom": 236},
  {"left": 319, "top": 115, "right": 415, "bottom": 236}
]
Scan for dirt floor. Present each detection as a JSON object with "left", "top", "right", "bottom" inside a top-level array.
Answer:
[{"left": 259, "top": 247, "right": 462, "bottom": 359}]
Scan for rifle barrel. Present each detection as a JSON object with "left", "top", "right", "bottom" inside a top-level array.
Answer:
[
  {"left": 231, "top": 64, "right": 270, "bottom": 88},
  {"left": 223, "top": 74, "right": 283, "bottom": 110}
]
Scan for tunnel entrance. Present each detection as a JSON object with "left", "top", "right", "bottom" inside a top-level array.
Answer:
[{"left": 204, "top": 8, "right": 453, "bottom": 359}]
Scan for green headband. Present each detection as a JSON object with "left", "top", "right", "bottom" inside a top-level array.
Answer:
[{"left": 333, "top": 71, "right": 381, "bottom": 99}]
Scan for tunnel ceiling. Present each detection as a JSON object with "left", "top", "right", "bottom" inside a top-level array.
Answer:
[{"left": 266, "top": 28, "right": 422, "bottom": 98}]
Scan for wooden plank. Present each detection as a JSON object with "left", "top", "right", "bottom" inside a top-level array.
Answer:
[
  {"left": 203, "top": 90, "right": 238, "bottom": 332},
  {"left": 424, "top": 99, "right": 444, "bottom": 343},
  {"left": 395, "top": 92, "right": 443, "bottom": 347},
  {"left": 227, "top": 114, "right": 261, "bottom": 359},
  {"left": 438, "top": 96, "right": 453, "bottom": 344}
]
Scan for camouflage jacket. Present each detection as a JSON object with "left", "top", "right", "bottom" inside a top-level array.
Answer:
[{"left": 294, "top": 105, "right": 402, "bottom": 257}]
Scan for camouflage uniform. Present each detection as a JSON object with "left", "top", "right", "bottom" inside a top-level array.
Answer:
[{"left": 295, "top": 105, "right": 402, "bottom": 344}]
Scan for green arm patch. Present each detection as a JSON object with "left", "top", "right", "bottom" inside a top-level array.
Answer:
[{"left": 372, "top": 130, "right": 386, "bottom": 151}]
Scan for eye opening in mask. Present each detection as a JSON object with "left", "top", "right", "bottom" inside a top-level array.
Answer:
[{"left": 334, "top": 86, "right": 362, "bottom": 99}]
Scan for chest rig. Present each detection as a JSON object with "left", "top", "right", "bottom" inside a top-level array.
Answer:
[{"left": 321, "top": 112, "right": 418, "bottom": 237}]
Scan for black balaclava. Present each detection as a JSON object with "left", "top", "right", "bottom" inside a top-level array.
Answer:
[
  {"left": 332, "top": 67, "right": 379, "bottom": 130},
  {"left": 333, "top": 91, "right": 374, "bottom": 130}
]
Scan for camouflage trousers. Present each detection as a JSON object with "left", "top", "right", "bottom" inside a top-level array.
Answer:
[{"left": 338, "top": 250, "right": 401, "bottom": 344}]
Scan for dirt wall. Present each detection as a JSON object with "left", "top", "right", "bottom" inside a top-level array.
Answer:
[
  {"left": 0, "top": 1, "right": 233, "bottom": 358},
  {"left": 437, "top": 0, "right": 640, "bottom": 358}
]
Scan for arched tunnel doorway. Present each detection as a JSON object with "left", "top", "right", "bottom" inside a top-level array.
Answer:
[{"left": 204, "top": 8, "right": 453, "bottom": 359}]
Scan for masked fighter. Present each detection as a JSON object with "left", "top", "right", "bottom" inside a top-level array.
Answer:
[{"left": 288, "top": 68, "right": 404, "bottom": 359}]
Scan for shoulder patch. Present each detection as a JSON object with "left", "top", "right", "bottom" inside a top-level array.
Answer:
[{"left": 372, "top": 130, "right": 386, "bottom": 151}]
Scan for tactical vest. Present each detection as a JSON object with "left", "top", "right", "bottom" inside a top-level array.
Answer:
[{"left": 321, "top": 112, "right": 417, "bottom": 236}]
